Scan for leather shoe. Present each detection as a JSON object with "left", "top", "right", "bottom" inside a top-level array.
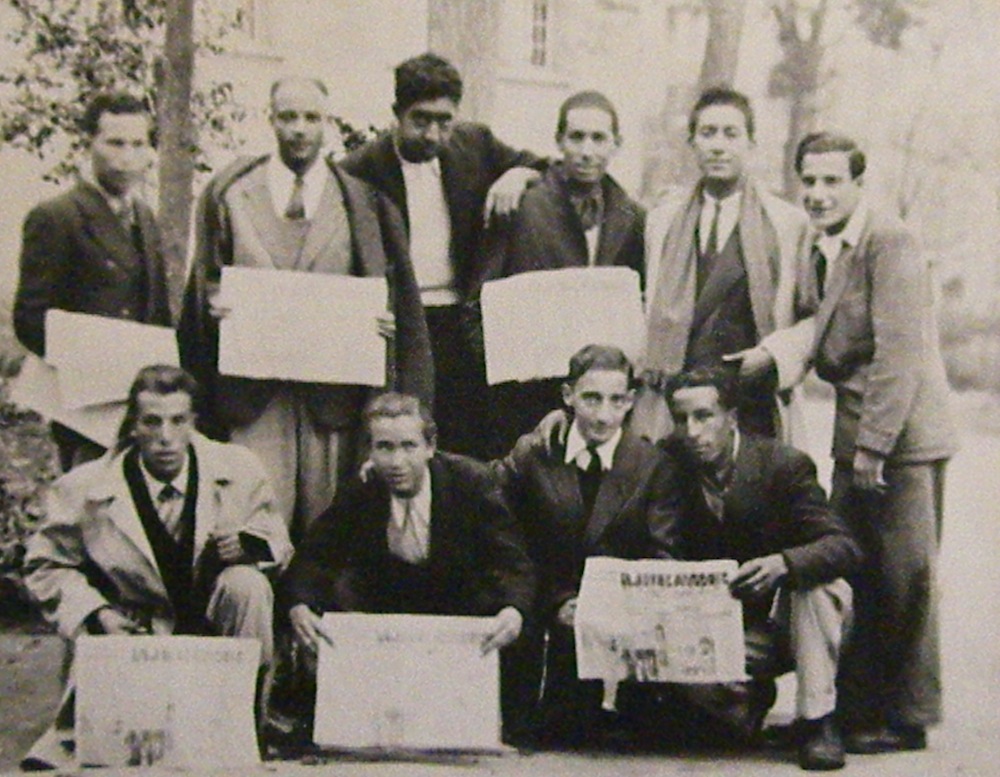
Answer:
[
  {"left": 798, "top": 715, "right": 845, "bottom": 771},
  {"left": 844, "top": 725, "right": 926, "bottom": 754}
]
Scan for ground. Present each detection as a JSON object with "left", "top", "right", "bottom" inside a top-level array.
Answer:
[{"left": 1, "top": 394, "right": 998, "bottom": 775}]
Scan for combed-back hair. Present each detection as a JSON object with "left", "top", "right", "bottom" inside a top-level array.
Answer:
[
  {"left": 116, "top": 365, "right": 200, "bottom": 453},
  {"left": 687, "top": 86, "right": 755, "bottom": 141},
  {"left": 565, "top": 344, "right": 635, "bottom": 388},
  {"left": 363, "top": 391, "right": 437, "bottom": 444},
  {"left": 394, "top": 52, "right": 463, "bottom": 112},
  {"left": 794, "top": 131, "right": 867, "bottom": 180},
  {"left": 664, "top": 366, "right": 740, "bottom": 411},
  {"left": 556, "top": 90, "right": 620, "bottom": 138},
  {"left": 80, "top": 92, "right": 152, "bottom": 139}
]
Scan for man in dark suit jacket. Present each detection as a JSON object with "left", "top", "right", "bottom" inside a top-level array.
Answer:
[
  {"left": 282, "top": 392, "right": 534, "bottom": 704},
  {"left": 340, "top": 53, "right": 546, "bottom": 459},
  {"left": 178, "top": 77, "right": 433, "bottom": 540},
  {"left": 658, "top": 367, "right": 861, "bottom": 771},
  {"left": 494, "top": 344, "right": 674, "bottom": 747},
  {"left": 483, "top": 90, "right": 645, "bottom": 455},
  {"left": 794, "top": 132, "right": 958, "bottom": 755},
  {"left": 14, "top": 92, "right": 172, "bottom": 471}
]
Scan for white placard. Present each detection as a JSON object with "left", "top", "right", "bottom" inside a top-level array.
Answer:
[
  {"left": 74, "top": 636, "right": 260, "bottom": 769},
  {"left": 575, "top": 557, "right": 747, "bottom": 685},
  {"left": 314, "top": 613, "right": 501, "bottom": 751},
  {"left": 218, "top": 266, "right": 387, "bottom": 386},
  {"left": 10, "top": 354, "right": 124, "bottom": 448},
  {"left": 45, "top": 310, "right": 179, "bottom": 409},
  {"left": 480, "top": 267, "right": 645, "bottom": 385}
]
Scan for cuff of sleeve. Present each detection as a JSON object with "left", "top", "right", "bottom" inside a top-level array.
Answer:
[{"left": 855, "top": 427, "right": 897, "bottom": 457}]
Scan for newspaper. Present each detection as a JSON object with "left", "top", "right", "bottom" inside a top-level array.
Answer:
[
  {"left": 314, "top": 613, "right": 502, "bottom": 750},
  {"left": 480, "top": 267, "right": 645, "bottom": 384},
  {"left": 218, "top": 266, "right": 387, "bottom": 385},
  {"left": 575, "top": 557, "right": 748, "bottom": 687},
  {"left": 74, "top": 636, "right": 260, "bottom": 768}
]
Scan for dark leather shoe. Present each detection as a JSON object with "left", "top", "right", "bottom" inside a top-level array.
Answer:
[
  {"left": 798, "top": 715, "right": 846, "bottom": 771},
  {"left": 844, "top": 725, "right": 926, "bottom": 754}
]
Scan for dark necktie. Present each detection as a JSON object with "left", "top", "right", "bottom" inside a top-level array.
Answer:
[
  {"left": 156, "top": 483, "right": 184, "bottom": 542},
  {"left": 284, "top": 175, "right": 306, "bottom": 220},
  {"left": 578, "top": 445, "right": 603, "bottom": 519},
  {"left": 704, "top": 199, "right": 721, "bottom": 258},
  {"left": 812, "top": 244, "right": 827, "bottom": 299}
]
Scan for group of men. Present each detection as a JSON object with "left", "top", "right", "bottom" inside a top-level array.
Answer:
[{"left": 15, "top": 50, "right": 956, "bottom": 773}]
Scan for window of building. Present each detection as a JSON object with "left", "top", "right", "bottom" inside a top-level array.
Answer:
[{"left": 500, "top": 0, "right": 556, "bottom": 74}]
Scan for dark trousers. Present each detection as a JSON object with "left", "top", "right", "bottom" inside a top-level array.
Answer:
[
  {"left": 425, "top": 305, "right": 493, "bottom": 460},
  {"left": 832, "top": 460, "right": 944, "bottom": 731}
]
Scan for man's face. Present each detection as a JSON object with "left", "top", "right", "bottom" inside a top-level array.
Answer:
[
  {"left": 562, "top": 368, "right": 634, "bottom": 446},
  {"left": 799, "top": 151, "right": 863, "bottom": 233},
  {"left": 668, "top": 385, "right": 737, "bottom": 469},
  {"left": 369, "top": 414, "right": 435, "bottom": 497},
  {"left": 557, "top": 106, "right": 620, "bottom": 185},
  {"left": 133, "top": 391, "right": 195, "bottom": 482},
  {"left": 394, "top": 97, "right": 457, "bottom": 162},
  {"left": 690, "top": 104, "right": 752, "bottom": 185},
  {"left": 90, "top": 112, "right": 152, "bottom": 197},
  {"left": 269, "top": 80, "right": 327, "bottom": 173}
]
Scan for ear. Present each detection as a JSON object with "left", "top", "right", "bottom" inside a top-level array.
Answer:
[{"left": 561, "top": 382, "right": 574, "bottom": 407}]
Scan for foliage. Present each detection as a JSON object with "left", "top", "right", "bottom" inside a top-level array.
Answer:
[{"left": 0, "top": 0, "right": 246, "bottom": 180}]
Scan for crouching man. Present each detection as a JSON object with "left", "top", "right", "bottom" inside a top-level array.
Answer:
[
  {"left": 659, "top": 367, "right": 861, "bottom": 770},
  {"left": 280, "top": 393, "right": 535, "bottom": 728},
  {"left": 22, "top": 365, "right": 292, "bottom": 768}
]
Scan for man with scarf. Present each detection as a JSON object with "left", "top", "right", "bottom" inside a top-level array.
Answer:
[
  {"left": 481, "top": 90, "right": 645, "bottom": 456},
  {"left": 636, "top": 88, "right": 812, "bottom": 445}
]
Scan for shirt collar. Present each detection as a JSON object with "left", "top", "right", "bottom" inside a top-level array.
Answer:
[
  {"left": 815, "top": 200, "right": 869, "bottom": 260},
  {"left": 701, "top": 187, "right": 742, "bottom": 213},
  {"left": 389, "top": 466, "right": 433, "bottom": 516},
  {"left": 268, "top": 153, "right": 328, "bottom": 189},
  {"left": 80, "top": 162, "right": 134, "bottom": 214},
  {"left": 138, "top": 450, "right": 189, "bottom": 499},
  {"left": 393, "top": 136, "right": 442, "bottom": 177},
  {"left": 564, "top": 422, "right": 622, "bottom": 471}
]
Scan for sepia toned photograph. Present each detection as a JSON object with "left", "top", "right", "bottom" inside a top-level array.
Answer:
[{"left": 0, "top": 1, "right": 998, "bottom": 775}]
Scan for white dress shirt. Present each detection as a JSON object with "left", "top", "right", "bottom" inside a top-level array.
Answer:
[
  {"left": 398, "top": 153, "right": 456, "bottom": 306},
  {"left": 564, "top": 422, "right": 623, "bottom": 472},
  {"left": 267, "top": 155, "right": 329, "bottom": 221},
  {"left": 813, "top": 200, "right": 869, "bottom": 272},
  {"left": 699, "top": 190, "right": 742, "bottom": 254},
  {"left": 139, "top": 454, "right": 190, "bottom": 539}
]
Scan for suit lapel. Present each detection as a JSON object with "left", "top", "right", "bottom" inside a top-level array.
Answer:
[
  {"left": 296, "top": 172, "right": 342, "bottom": 272},
  {"left": 594, "top": 179, "right": 631, "bottom": 267},
  {"left": 74, "top": 183, "right": 140, "bottom": 272},
  {"left": 584, "top": 434, "right": 648, "bottom": 546},
  {"left": 86, "top": 457, "right": 168, "bottom": 600},
  {"left": 739, "top": 183, "right": 778, "bottom": 337},
  {"left": 811, "top": 240, "right": 860, "bottom": 353},
  {"left": 234, "top": 169, "right": 286, "bottom": 268},
  {"left": 372, "top": 137, "right": 409, "bottom": 226}
]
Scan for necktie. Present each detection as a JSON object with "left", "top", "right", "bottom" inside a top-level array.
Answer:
[
  {"left": 389, "top": 498, "right": 427, "bottom": 565},
  {"left": 113, "top": 199, "right": 134, "bottom": 232},
  {"left": 578, "top": 445, "right": 604, "bottom": 519},
  {"left": 284, "top": 175, "right": 306, "bottom": 220},
  {"left": 812, "top": 244, "right": 828, "bottom": 299},
  {"left": 156, "top": 483, "right": 184, "bottom": 542},
  {"left": 704, "top": 199, "right": 721, "bottom": 258}
]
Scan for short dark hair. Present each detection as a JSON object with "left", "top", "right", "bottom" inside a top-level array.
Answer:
[
  {"left": 664, "top": 366, "right": 740, "bottom": 411},
  {"left": 794, "top": 131, "right": 867, "bottom": 180},
  {"left": 556, "top": 90, "right": 620, "bottom": 138},
  {"left": 80, "top": 92, "right": 152, "bottom": 138},
  {"left": 363, "top": 392, "right": 437, "bottom": 444},
  {"left": 116, "top": 365, "right": 200, "bottom": 452},
  {"left": 566, "top": 344, "right": 634, "bottom": 387},
  {"left": 688, "top": 87, "right": 755, "bottom": 141},
  {"left": 394, "top": 52, "right": 463, "bottom": 113}
]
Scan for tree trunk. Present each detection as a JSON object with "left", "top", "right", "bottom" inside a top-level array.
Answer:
[
  {"left": 157, "top": 0, "right": 196, "bottom": 321},
  {"left": 698, "top": 0, "right": 748, "bottom": 92}
]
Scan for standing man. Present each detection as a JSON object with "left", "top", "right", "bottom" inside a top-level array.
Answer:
[
  {"left": 22, "top": 365, "right": 292, "bottom": 769},
  {"left": 659, "top": 368, "right": 860, "bottom": 770},
  {"left": 638, "top": 87, "right": 812, "bottom": 444},
  {"left": 794, "top": 132, "right": 957, "bottom": 754},
  {"left": 483, "top": 91, "right": 645, "bottom": 455},
  {"left": 179, "top": 77, "right": 432, "bottom": 539},
  {"left": 14, "top": 92, "right": 172, "bottom": 471},
  {"left": 341, "top": 52, "right": 546, "bottom": 459}
]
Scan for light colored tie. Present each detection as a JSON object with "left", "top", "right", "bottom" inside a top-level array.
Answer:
[
  {"left": 388, "top": 498, "right": 427, "bottom": 565},
  {"left": 156, "top": 483, "right": 184, "bottom": 542},
  {"left": 284, "top": 175, "right": 306, "bottom": 220}
]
